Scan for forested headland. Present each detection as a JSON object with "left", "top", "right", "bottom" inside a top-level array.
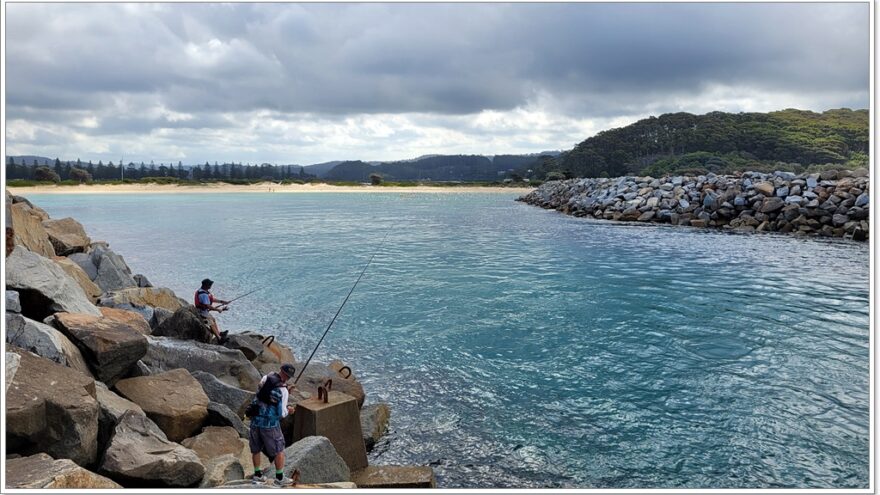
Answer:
[{"left": 527, "top": 108, "right": 868, "bottom": 180}]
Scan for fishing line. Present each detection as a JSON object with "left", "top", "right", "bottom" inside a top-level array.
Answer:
[{"left": 294, "top": 228, "right": 392, "bottom": 384}]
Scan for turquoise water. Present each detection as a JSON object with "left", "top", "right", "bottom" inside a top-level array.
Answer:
[{"left": 29, "top": 192, "right": 870, "bottom": 489}]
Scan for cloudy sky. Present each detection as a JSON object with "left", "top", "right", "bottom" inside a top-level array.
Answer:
[{"left": 4, "top": 2, "right": 870, "bottom": 165}]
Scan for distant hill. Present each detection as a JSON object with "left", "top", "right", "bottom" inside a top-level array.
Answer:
[
  {"left": 300, "top": 161, "right": 343, "bottom": 177},
  {"left": 530, "top": 108, "right": 869, "bottom": 179},
  {"left": 322, "top": 153, "right": 559, "bottom": 182}
]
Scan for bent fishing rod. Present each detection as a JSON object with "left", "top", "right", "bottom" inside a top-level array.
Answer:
[{"left": 294, "top": 229, "right": 391, "bottom": 384}]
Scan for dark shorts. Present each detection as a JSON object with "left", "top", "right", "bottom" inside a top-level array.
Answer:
[{"left": 249, "top": 425, "right": 285, "bottom": 457}]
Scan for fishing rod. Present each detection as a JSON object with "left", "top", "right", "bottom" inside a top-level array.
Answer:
[
  {"left": 294, "top": 229, "right": 391, "bottom": 384},
  {"left": 219, "top": 287, "right": 265, "bottom": 309}
]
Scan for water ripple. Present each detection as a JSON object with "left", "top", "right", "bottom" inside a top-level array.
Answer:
[{"left": 29, "top": 192, "right": 870, "bottom": 489}]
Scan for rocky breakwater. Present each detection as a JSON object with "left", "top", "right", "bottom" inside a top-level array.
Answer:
[
  {"left": 518, "top": 169, "right": 870, "bottom": 240},
  {"left": 4, "top": 192, "right": 413, "bottom": 489}
]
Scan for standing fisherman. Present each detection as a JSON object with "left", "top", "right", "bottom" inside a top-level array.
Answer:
[
  {"left": 195, "top": 278, "right": 230, "bottom": 344},
  {"left": 248, "top": 363, "right": 297, "bottom": 486}
]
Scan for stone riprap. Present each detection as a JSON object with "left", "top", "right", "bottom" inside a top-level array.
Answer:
[
  {"left": 4, "top": 193, "right": 421, "bottom": 489},
  {"left": 518, "top": 170, "right": 869, "bottom": 240}
]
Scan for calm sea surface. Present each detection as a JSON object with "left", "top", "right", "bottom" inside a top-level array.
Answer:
[{"left": 29, "top": 192, "right": 870, "bottom": 489}]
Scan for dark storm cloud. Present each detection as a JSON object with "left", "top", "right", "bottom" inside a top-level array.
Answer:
[{"left": 4, "top": 2, "right": 869, "bottom": 162}]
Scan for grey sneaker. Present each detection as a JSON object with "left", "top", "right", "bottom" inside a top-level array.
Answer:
[
  {"left": 273, "top": 476, "right": 294, "bottom": 487},
  {"left": 251, "top": 473, "right": 267, "bottom": 484}
]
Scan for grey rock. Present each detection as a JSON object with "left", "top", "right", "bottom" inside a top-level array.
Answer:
[
  {"left": 191, "top": 371, "right": 254, "bottom": 417},
  {"left": 775, "top": 186, "right": 790, "bottom": 197},
  {"left": 149, "top": 307, "right": 174, "bottom": 330},
  {"left": 141, "top": 336, "right": 262, "bottom": 391},
  {"left": 760, "top": 197, "right": 785, "bottom": 213},
  {"left": 832, "top": 214, "right": 849, "bottom": 227},
  {"left": 855, "top": 193, "right": 869, "bottom": 207},
  {"left": 99, "top": 411, "right": 205, "bottom": 487},
  {"left": 774, "top": 171, "right": 796, "bottom": 181},
  {"left": 95, "top": 381, "right": 146, "bottom": 454},
  {"left": 806, "top": 175, "right": 819, "bottom": 188},
  {"left": 6, "top": 352, "right": 21, "bottom": 393},
  {"left": 222, "top": 333, "right": 264, "bottom": 361},
  {"left": 152, "top": 306, "right": 214, "bottom": 343},
  {"left": 784, "top": 195, "right": 804, "bottom": 205},
  {"left": 7, "top": 290, "right": 21, "bottom": 313},
  {"left": 200, "top": 454, "right": 244, "bottom": 488},
  {"left": 282, "top": 436, "right": 350, "bottom": 484},
  {"left": 94, "top": 250, "right": 138, "bottom": 293},
  {"left": 848, "top": 207, "right": 869, "bottom": 220},
  {"left": 678, "top": 199, "right": 690, "bottom": 209},
  {"left": 360, "top": 403, "right": 391, "bottom": 452},
  {"left": 5, "top": 247, "right": 102, "bottom": 319},
  {"left": 134, "top": 274, "right": 153, "bottom": 288},
  {"left": 734, "top": 196, "right": 747, "bottom": 207},
  {"left": 820, "top": 170, "right": 839, "bottom": 180},
  {"left": 68, "top": 252, "right": 98, "bottom": 280},
  {"left": 206, "top": 402, "right": 248, "bottom": 438},
  {"left": 802, "top": 190, "right": 818, "bottom": 200},
  {"left": 805, "top": 199, "right": 820, "bottom": 208},
  {"left": 6, "top": 453, "right": 121, "bottom": 489},
  {"left": 6, "top": 313, "right": 91, "bottom": 375}
]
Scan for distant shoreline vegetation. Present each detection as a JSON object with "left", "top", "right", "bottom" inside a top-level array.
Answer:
[
  {"left": 5, "top": 108, "right": 868, "bottom": 185},
  {"left": 4, "top": 178, "right": 536, "bottom": 189}
]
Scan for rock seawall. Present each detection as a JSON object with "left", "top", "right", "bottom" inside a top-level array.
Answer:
[
  {"left": 5, "top": 192, "right": 414, "bottom": 489},
  {"left": 518, "top": 169, "right": 869, "bottom": 240}
]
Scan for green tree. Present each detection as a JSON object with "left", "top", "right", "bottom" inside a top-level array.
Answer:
[{"left": 34, "top": 166, "right": 60, "bottom": 182}]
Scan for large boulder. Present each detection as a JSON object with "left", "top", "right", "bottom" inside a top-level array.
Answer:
[
  {"left": 141, "top": 336, "right": 262, "bottom": 391},
  {"left": 5, "top": 247, "right": 102, "bottom": 320},
  {"left": 206, "top": 401, "right": 249, "bottom": 438},
  {"left": 240, "top": 331, "right": 296, "bottom": 368},
  {"left": 282, "top": 436, "right": 351, "bottom": 484},
  {"left": 151, "top": 305, "right": 213, "bottom": 342},
  {"left": 52, "top": 256, "right": 102, "bottom": 301},
  {"left": 68, "top": 252, "right": 98, "bottom": 280},
  {"left": 6, "top": 351, "right": 21, "bottom": 392},
  {"left": 10, "top": 202, "right": 55, "bottom": 257},
  {"left": 42, "top": 217, "right": 91, "bottom": 255},
  {"left": 7, "top": 289, "right": 21, "bottom": 312},
  {"left": 50, "top": 309, "right": 148, "bottom": 384},
  {"left": 181, "top": 426, "right": 245, "bottom": 464},
  {"left": 99, "top": 286, "right": 187, "bottom": 312},
  {"left": 360, "top": 403, "right": 391, "bottom": 452},
  {"left": 6, "top": 453, "right": 121, "bottom": 489},
  {"left": 6, "top": 312, "right": 92, "bottom": 376},
  {"left": 95, "top": 381, "right": 146, "bottom": 453},
  {"left": 99, "top": 410, "right": 205, "bottom": 487},
  {"left": 114, "top": 368, "right": 210, "bottom": 442},
  {"left": 199, "top": 454, "right": 245, "bottom": 488},
  {"left": 223, "top": 333, "right": 265, "bottom": 361},
  {"left": 6, "top": 348, "right": 99, "bottom": 466},
  {"left": 192, "top": 370, "right": 255, "bottom": 417},
  {"left": 93, "top": 249, "right": 138, "bottom": 293}
]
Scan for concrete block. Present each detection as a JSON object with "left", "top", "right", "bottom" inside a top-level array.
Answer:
[
  {"left": 351, "top": 466, "right": 437, "bottom": 489},
  {"left": 292, "top": 390, "right": 367, "bottom": 472}
]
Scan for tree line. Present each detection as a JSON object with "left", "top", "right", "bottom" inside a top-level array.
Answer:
[{"left": 6, "top": 158, "right": 315, "bottom": 183}]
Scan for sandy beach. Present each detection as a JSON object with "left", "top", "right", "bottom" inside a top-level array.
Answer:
[{"left": 7, "top": 182, "right": 532, "bottom": 195}]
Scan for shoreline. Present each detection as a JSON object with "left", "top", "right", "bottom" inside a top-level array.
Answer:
[{"left": 6, "top": 182, "right": 531, "bottom": 195}]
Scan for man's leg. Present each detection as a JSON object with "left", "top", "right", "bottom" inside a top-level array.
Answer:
[{"left": 248, "top": 428, "right": 266, "bottom": 483}]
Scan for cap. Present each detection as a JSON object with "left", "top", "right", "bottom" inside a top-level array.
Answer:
[
  {"left": 201, "top": 278, "right": 214, "bottom": 287},
  {"left": 280, "top": 363, "right": 296, "bottom": 377}
]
